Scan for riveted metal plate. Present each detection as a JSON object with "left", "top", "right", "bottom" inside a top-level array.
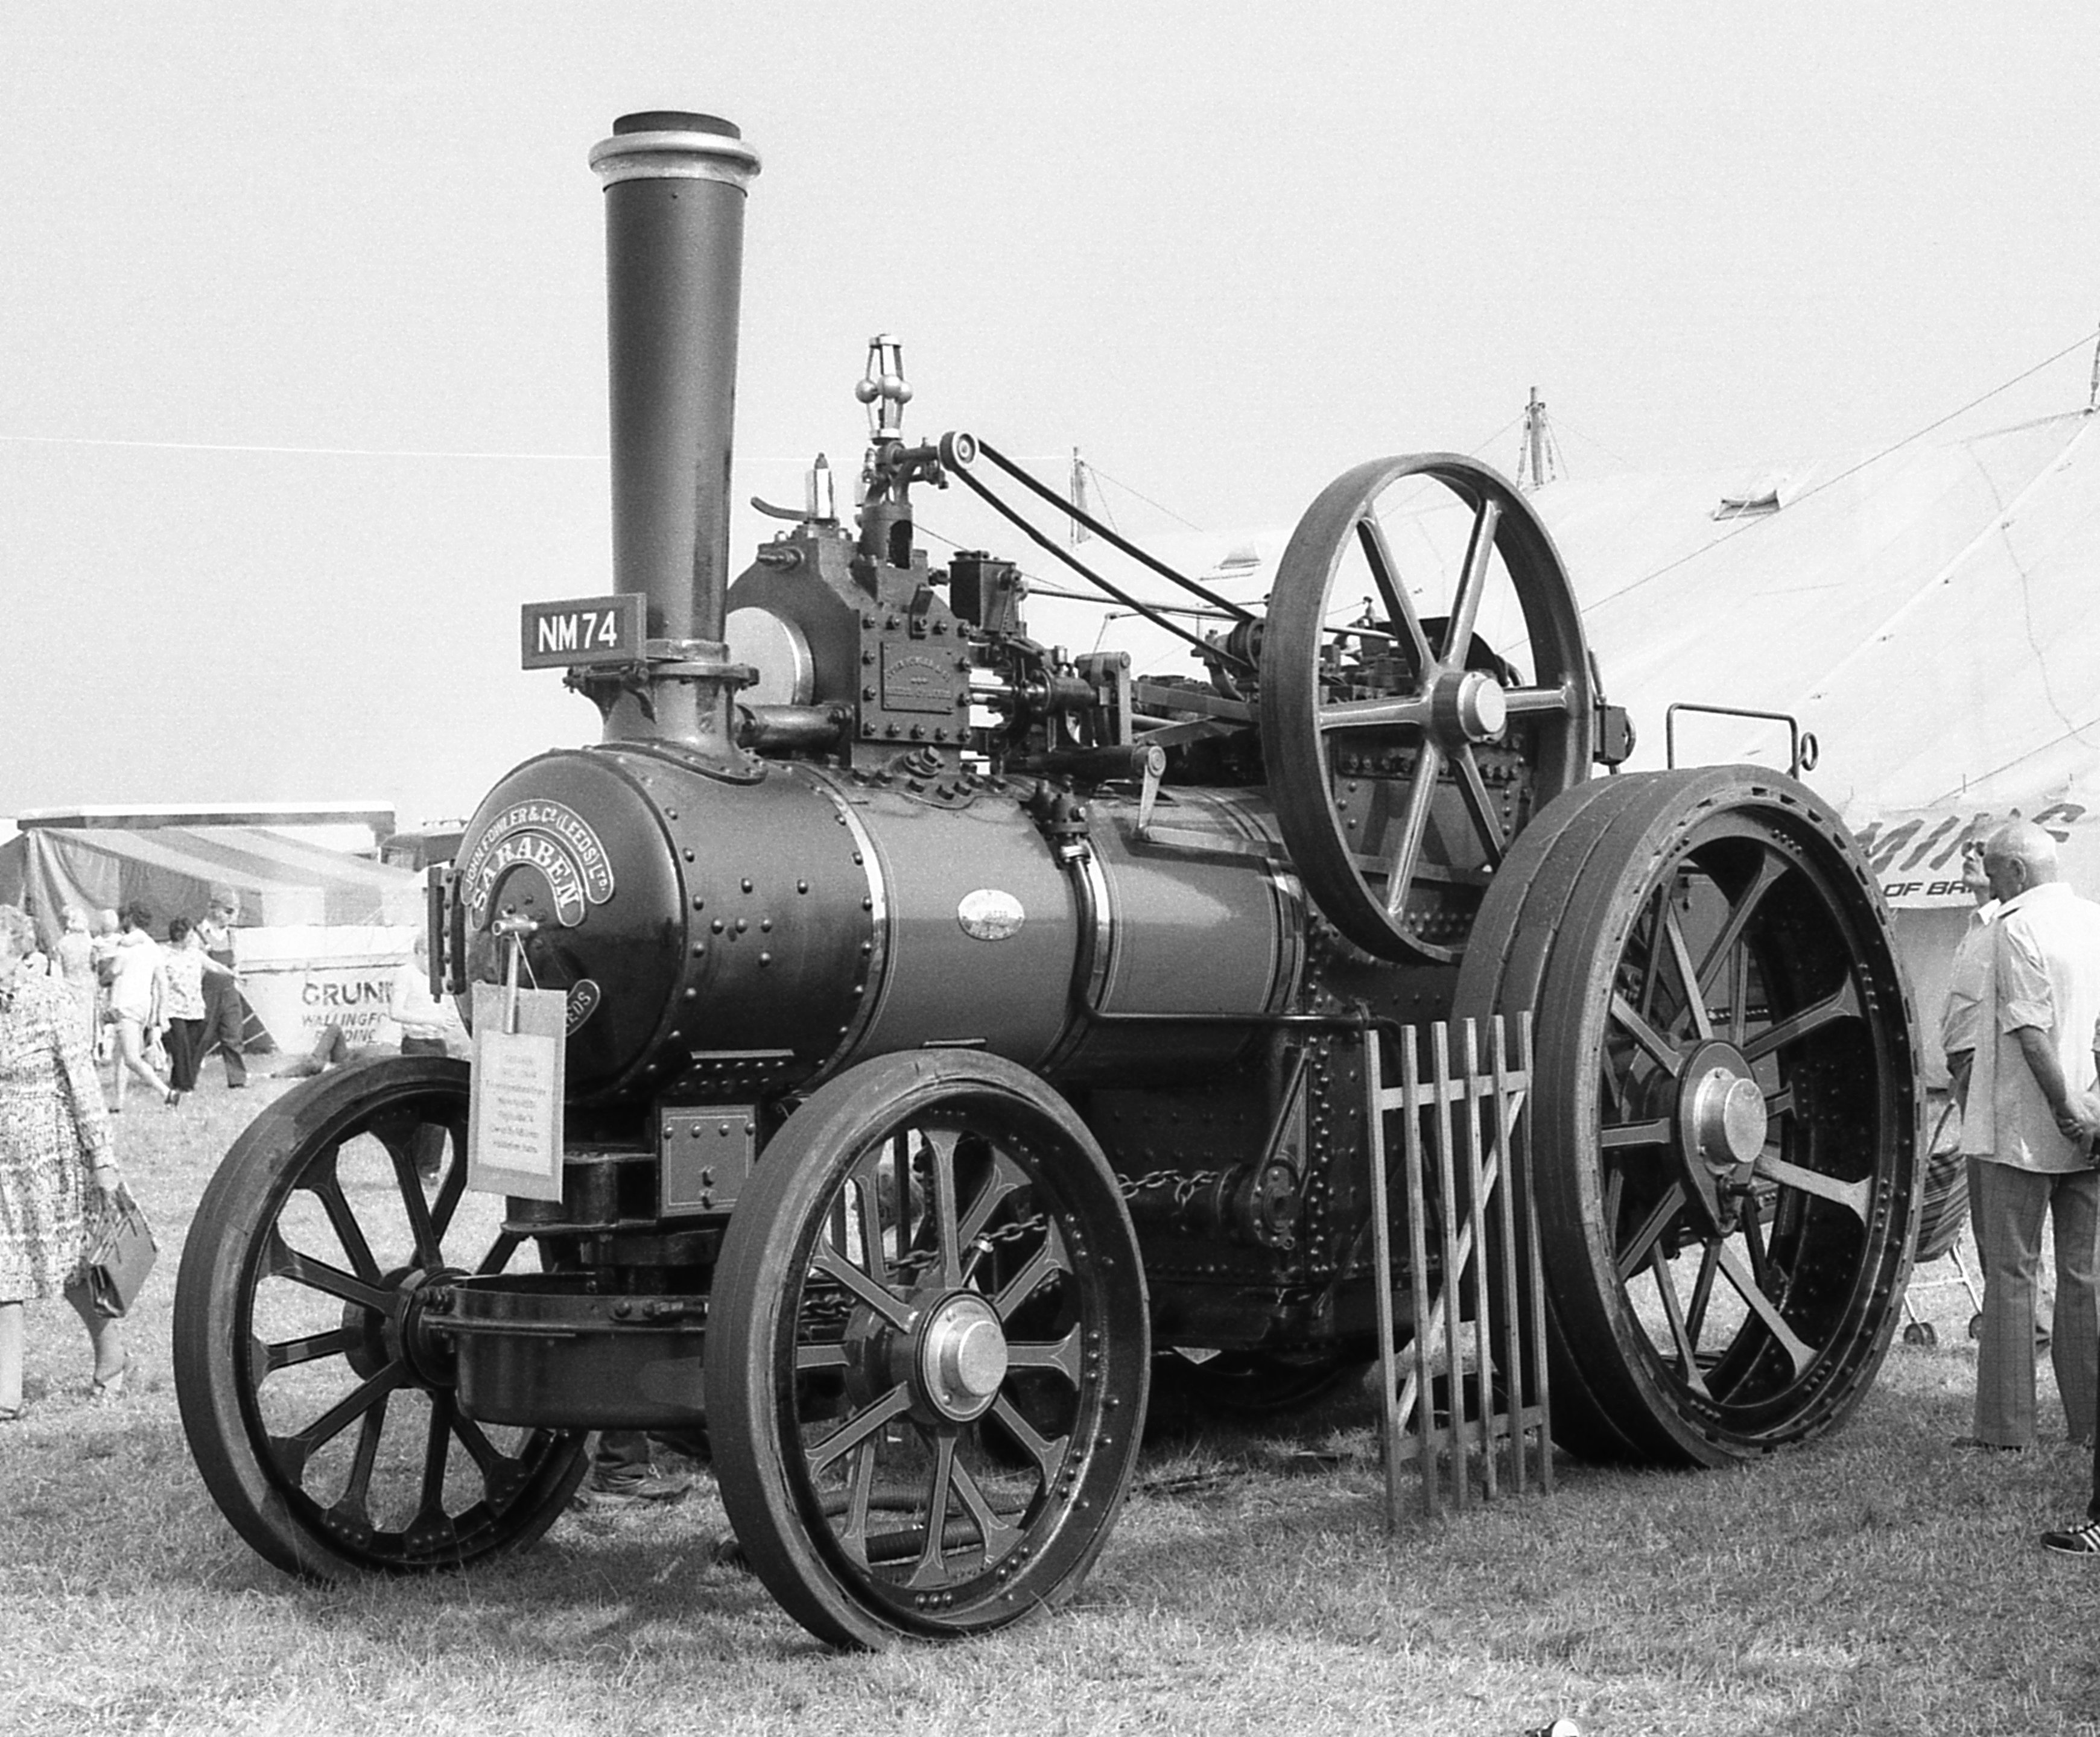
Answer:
[{"left": 660, "top": 1102, "right": 758, "bottom": 1217}]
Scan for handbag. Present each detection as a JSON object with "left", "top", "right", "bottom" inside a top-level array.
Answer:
[{"left": 80, "top": 1185, "right": 157, "bottom": 1319}]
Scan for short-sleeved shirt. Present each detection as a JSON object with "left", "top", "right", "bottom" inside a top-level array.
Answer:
[
  {"left": 1941, "top": 899, "right": 2001, "bottom": 1155},
  {"left": 1987, "top": 881, "right": 2100, "bottom": 1174},
  {"left": 161, "top": 946, "right": 206, "bottom": 1022}
]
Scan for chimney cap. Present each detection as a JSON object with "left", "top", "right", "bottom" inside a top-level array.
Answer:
[{"left": 614, "top": 111, "right": 739, "bottom": 138}]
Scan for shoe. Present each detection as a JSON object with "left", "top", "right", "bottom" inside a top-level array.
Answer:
[
  {"left": 1950, "top": 1435, "right": 2026, "bottom": 1453},
  {"left": 163, "top": 1088, "right": 181, "bottom": 1107},
  {"left": 569, "top": 1466, "right": 694, "bottom": 1511},
  {"left": 91, "top": 1358, "right": 131, "bottom": 1402},
  {"left": 0, "top": 1405, "right": 20, "bottom": 1423},
  {"left": 227, "top": 1080, "right": 247, "bottom": 1090},
  {"left": 2041, "top": 1520, "right": 2100, "bottom": 1555}
]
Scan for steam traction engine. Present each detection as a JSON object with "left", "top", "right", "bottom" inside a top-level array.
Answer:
[{"left": 172, "top": 114, "right": 1920, "bottom": 1648}]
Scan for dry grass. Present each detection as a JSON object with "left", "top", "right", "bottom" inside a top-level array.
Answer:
[{"left": 2, "top": 1078, "right": 2097, "bottom": 1736}]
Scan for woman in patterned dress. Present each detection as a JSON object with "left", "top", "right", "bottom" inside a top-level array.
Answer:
[{"left": 0, "top": 904, "right": 128, "bottom": 1419}]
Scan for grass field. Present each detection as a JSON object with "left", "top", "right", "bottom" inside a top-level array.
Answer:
[{"left": 3, "top": 1075, "right": 2097, "bottom": 1737}]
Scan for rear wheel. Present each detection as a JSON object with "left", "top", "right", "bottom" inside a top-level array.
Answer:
[{"left": 1454, "top": 768, "right": 1920, "bottom": 1464}]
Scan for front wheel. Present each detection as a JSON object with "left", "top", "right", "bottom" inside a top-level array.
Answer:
[
  {"left": 173, "top": 1058, "right": 589, "bottom": 1577},
  {"left": 706, "top": 1051, "right": 1150, "bottom": 1647}
]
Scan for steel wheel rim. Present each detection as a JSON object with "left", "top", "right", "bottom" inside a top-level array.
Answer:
[
  {"left": 709, "top": 1055, "right": 1149, "bottom": 1644},
  {"left": 174, "top": 1060, "right": 587, "bottom": 1573},
  {"left": 1532, "top": 775, "right": 1917, "bottom": 1461},
  {"left": 1260, "top": 452, "right": 1594, "bottom": 962}
]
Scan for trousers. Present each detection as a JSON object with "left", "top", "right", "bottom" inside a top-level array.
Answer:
[
  {"left": 1973, "top": 1159, "right": 2100, "bottom": 1448},
  {"left": 199, "top": 969, "right": 248, "bottom": 1086}
]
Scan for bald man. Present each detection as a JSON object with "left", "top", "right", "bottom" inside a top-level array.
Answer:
[{"left": 1965, "top": 819, "right": 2100, "bottom": 1456}]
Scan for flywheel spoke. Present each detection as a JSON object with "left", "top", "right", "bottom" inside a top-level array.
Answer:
[
  {"left": 1379, "top": 739, "right": 1446, "bottom": 920},
  {"left": 1316, "top": 692, "right": 1435, "bottom": 733},
  {"left": 1449, "top": 744, "right": 1507, "bottom": 866},
  {"left": 1647, "top": 1245, "right": 1712, "bottom": 1398},
  {"left": 1441, "top": 496, "right": 1502, "bottom": 661},
  {"left": 1356, "top": 513, "right": 1435, "bottom": 676}
]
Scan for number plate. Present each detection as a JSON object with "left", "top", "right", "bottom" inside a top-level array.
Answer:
[{"left": 520, "top": 594, "right": 644, "bottom": 669}]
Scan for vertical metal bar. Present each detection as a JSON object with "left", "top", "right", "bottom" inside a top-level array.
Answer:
[
  {"left": 1364, "top": 1029, "right": 1403, "bottom": 1534},
  {"left": 1461, "top": 1017, "right": 1498, "bottom": 1501},
  {"left": 1401, "top": 1028, "right": 1438, "bottom": 1522},
  {"left": 1490, "top": 1015, "right": 1527, "bottom": 1498},
  {"left": 1432, "top": 1022, "right": 1467, "bottom": 1512},
  {"left": 1517, "top": 1013, "right": 1552, "bottom": 1493}
]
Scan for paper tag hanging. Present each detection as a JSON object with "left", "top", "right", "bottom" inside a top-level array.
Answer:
[{"left": 466, "top": 981, "right": 568, "bottom": 1201}]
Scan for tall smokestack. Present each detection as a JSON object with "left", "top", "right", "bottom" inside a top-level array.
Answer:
[{"left": 588, "top": 111, "right": 760, "bottom": 762}]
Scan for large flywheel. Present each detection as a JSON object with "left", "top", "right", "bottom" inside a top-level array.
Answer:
[
  {"left": 706, "top": 1051, "right": 1150, "bottom": 1647},
  {"left": 1453, "top": 767, "right": 1920, "bottom": 1466},
  {"left": 1260, "top": 454, "right": 1595, "bottom": 963}
]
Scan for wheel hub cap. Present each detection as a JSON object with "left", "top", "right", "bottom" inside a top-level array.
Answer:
[
  {"left": 915, "top": 1292, "right": 1009, "bottom": 1423},
  {"left": 1430, "top": 668, "right": 1509, "bottom": 742},
  {"left": 1672, "top": 1042, "right": 1769, "bottom": 1233}
]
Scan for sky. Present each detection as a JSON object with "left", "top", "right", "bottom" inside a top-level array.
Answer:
[{"left": 5, "top": 2, "right": 2098, "bottom": 831}]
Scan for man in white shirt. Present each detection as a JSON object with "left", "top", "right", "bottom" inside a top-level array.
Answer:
[{"left": 1967, "top": 820, "right": 2100, "bottom": 1452}]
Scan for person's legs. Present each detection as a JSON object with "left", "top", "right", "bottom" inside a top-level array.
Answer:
[
  {"left": 202, "top": 975, "right": 248, "bottom": 1086},
  {"left": 0, "top": 1301, "right": 22, "bottom": 1414},
  {"left": 2049, "top": 1168, "right": 2099, "bottom": 1445},
  {"left": 163, "top": 1019, "right": 190, "bottom": 1092},
  {"left": 115, "top": 1017, "right": 170, "bottom": 1102},
  {"left": 1975, "top": 1160, "right": 2049, "bottom": 1447},
  {"left": 63, "top": 1283, "right": 125, "bottom": 1390}
]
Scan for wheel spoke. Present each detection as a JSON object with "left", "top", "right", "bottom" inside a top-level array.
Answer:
[
  {"left": 1601, "top": 1116, "right": 1673, "bottom": 1150},
  {"left": 945, "top": 1457, "right": 1023, "bottom": 1563},
  {"left": 956, "top": 1150, "right": 1031, "bottom": 1250},
  {"left": 254, "top": 1325, "right": 359, "bottom": 1378},
  {"left": 476, "top": 1230, "right": 524, "bottom": 1276},
  {"left": 1357, "top": 513, "right": 1435, "bottom": 676},
  {"left": 1003, "top": 1322, "right": 1084, "bottom": 1386},
  {"left": 1448, "top": 744, "right": 1507, "bottom": 867},
  {"left": 989, "top": 1393, "right": 1070, "bottom": 1484},
  {"left": 1609, "top": 993, "right": 1685, "bottom": 1078},
  {"left": 427, "top": 1139, "right": 469, "bottom": 1242},
  {"left": 1695, "top": 847, "right": 1791, "bottom": 998},
  {"left": 1646, "top": 1244, "right": 1712, "bottom": 1398},
  {"left": 1502, "top": 682, "right": 1577, "bottom": 717},
  {"left": 1378, "top": 739, "right": 1446, "bottom": 921},
  {"left": 811, "top": 1246, "right": 915, "bottom": 1330},
  {"left": 929, "top": 1135, "right": 963, "bottom": 1290},
  {"left": 1742, "top": 981, "right": 1862, "bottom": 1062},
  {"left": 1616, "top": 1180, "right": 1687, "bottom": 1282},
  {"left": 906, "top": 1434, "right": 959, "bottom": 1589},
  {"left": 1754, "top": 1153, "right": 1870, "bottom": 1223},
  {"left": 306, "top": 1152, "right": 380, "bottom": 1283},
  {"left": 270, "top": 1364, "right": 407, "bottom": 1479},
  {"left": 1661, "top": 905, "right": 1713, "bottom": 1042},
  {"left": 1713, "top": 1241, "right": 1817, "bottom": 1379},
  {"left": 331, "top": 1396, "right": 389, "bottom": 1528},
  {"left": 448, "top": 1409, "right": 512, "bottom": 1481},
  {"left": 806, "top": 1384, "right": 913, "bottom": 1475},
  {"left": 1316, "top": 692, "right": 1436, "bottom": 733},
  {"left": 833, "top": 1442, "right": 879, "bottom": 1568},
  {"left": 1441, "top": 497, "right": 1502, "bottom": 662},
  {"left": 848, "top": 1148, "right": 890, "bottom": 1289},
  {"left": 1684, "top": 1238, "right": 1721, "bottom": 1343},
  {"left": 992, "top": 1224, "right": 1073, "bottom": 1322},
  {"left": 418, "top": 1392, "right": 456, "bottom": 1522},
  {"left": 267, "top": 1230, "right": 397, "bottom": 1314}
]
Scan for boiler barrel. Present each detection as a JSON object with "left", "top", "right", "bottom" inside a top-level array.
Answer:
[{"left": 455, "top": 751, "right": 1304, "bottom": 1102}]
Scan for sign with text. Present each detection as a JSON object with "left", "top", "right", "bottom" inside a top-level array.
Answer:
[
  {"left": 519, "top": 593, "right": 644, "bottom": 669},
  {"left": 466, "top": 982, "right": 568, "bottom": 1201}
]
